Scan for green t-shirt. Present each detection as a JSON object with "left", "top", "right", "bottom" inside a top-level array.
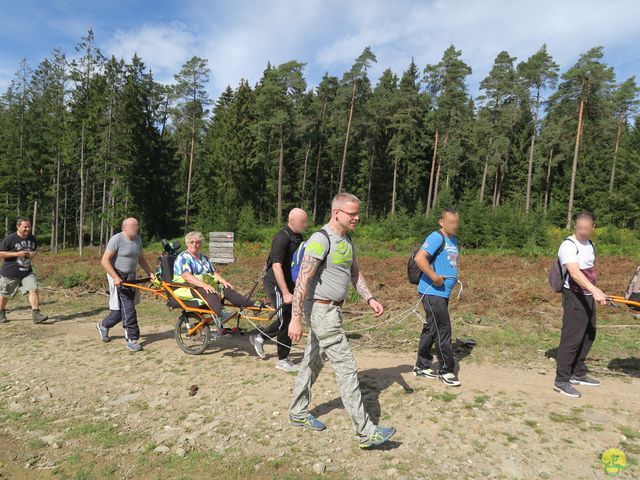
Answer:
[{"left": 304, "top": 225, "right": 354, "bottom": 302}]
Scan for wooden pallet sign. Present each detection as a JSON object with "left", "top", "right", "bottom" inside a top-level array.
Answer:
[{"left": 209, "top": 232, "right": 235, "bottom": 264}]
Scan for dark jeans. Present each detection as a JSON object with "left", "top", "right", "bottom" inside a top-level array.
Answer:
[
  {"left": 415, "top": 294, "right": 455, "bottom": 374},
  {"left": 195, "top": 286, "right": 254, "bottom": 316},
  {"left": 555, "top": 288, "right": 596, "bottom": 383},
  {"left": 102, "top": 284, "right": 139, "bottom": 342},
  {"left": 259, "top": 279, "right": 293, "bottom": 360}
]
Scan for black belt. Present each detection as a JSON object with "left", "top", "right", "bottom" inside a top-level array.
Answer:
[{"left": 314, "top": 299, "right": 344, "bottom": 307}]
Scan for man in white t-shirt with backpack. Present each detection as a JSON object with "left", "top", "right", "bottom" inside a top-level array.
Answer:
[{"left": 553, "top": 211, "right": 607, "bottom": 398}]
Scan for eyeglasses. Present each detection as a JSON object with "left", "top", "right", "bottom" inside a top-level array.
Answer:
[
  {"left": 187, "top": 240, "right": 202, "bottom": 245},
  {"left": 338, "top": 209, "right": 360, "bottom": 218}
]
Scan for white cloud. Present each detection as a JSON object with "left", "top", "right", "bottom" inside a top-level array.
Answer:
[
  {"left": 98, "top": 0, "right": 640, "bottom": 99},
  {"left": 105, "top": 22, "right": 196, "bottom": 83}
]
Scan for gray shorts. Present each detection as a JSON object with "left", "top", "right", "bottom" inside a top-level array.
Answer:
[{"left": 0, "top": 273, "right": 39, "bottom": 297}]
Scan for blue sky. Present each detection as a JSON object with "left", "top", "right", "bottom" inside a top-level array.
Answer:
[{"left": 1, "top": 0, "right": 639, "bottom": 100}]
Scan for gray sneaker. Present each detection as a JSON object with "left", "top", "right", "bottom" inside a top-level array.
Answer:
[
  {"left": 553, "top": 381, "right": 581, "bottom": 398},
  {"left": 32, "top": 309, "right": 48, "bottom": 324},
  {"left": 126, "top": 340, "right": 143, "bottom": 352},
  {"left": 0, "top": 309, "right": 7, "bottom": 324},
  {"left": 276, "top": 358, "right": 299, "bottom": 372},
  {"left": 570, "top": 375, "right": 600, "bottom": 387},
  {"left": 249, "top": 334, "right": 267, "bottom": 359},
  {"left": 96, "top": 323, "right": 110, "bottom": 342}
]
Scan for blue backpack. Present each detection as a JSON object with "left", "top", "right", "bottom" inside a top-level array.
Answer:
[{"left": 291, "top": 229, "right": 331, "bottom": 283}]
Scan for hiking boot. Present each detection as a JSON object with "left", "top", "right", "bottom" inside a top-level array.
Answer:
[
  {"left": 96, "top": 322, "right": 110, "bottom": 342},
  {"left": 553, "top": 381, "right": 581, "bottom": 398},
  {"left": 413, "top": 366, "right": 438, "bottom": 379},
  {"left": 276, "top": 358, "right": 299, "bottom": 372},
  {"left": 249, "top": 334, "right": 267, "bottom": 359},
  {"left": 32, "top": 309, "right": 48, "bottom": 324},
  {"left": 440, "top": 372, "right": 461, "bottom": 387},
  {"left": 126, "top": 340, "right": 143, "bottom": 352},
  {"left": 0, "top": 309, "right": 7, "bottom": 324},
  {"left": 359, "top": 426, "right": 397, "bottom": 449},
  {"left": 289, "top": 414, "right": 326, "bottom": 431},
  {"left": 570, "top": 375, "right": 600, "bottom": 387}
]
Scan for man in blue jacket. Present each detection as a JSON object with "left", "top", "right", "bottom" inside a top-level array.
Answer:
[{"left": 413, "top": 208, "right": 460, "bottom": 387}]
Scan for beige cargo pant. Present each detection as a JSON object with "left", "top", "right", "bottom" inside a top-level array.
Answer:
[{"left": 289, "top": 302, "right": 376, "bottom": 440}]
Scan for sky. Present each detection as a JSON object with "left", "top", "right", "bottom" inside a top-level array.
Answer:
[{"left": 0, "top": 0, "right": 639, "bottom": 100}]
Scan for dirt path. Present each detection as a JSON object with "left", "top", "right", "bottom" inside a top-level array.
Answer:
[{"left": 0, "top": 294, "right": 638, "bottom": 479}]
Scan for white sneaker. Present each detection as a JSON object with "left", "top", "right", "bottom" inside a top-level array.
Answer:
[
  {"left": 249, "top": 334, "right": 267, "bottom": 359},
  {"left": 275, "top": 359, "right": 299, "bottom": 372}
]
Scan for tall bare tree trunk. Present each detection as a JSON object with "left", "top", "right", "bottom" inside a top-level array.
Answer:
[
  {"left": 544, "top": 147, "right": 554, "bottom": 214},
  {"left": 365, "top": 143, "right": 375, "bottom": 218},
  {"left": 52, "top": 155, "right": 61, "bottom": 252},
  {"left": 496, "top": 166, "right": 505, "bottom": 207},
  {"left": 480, "top": 137, "right": 492, "bottom": 203},
  {"left": 32, "top": 200, "right": 37, "bottom": 235},
  {"left": 609, "top": 118, "right": 623, "bottom": 193},
  {"left": 338, "top": 81, "right": 357, "bottom": 193},
  {"left": 109, "top": 180, "right": 115, "bottom": 238},
  {"left": 277, "top": 126, "right": 284, "bottom": 224},
  {"left": 300, "top": 139, "right": 312, "bottom": 206},
  {"left": 184, "top": 116, "right": 196, "bottom": 232},
  {"left": 312, "top": 142, "right": 323, "bottom": 225},
  {"left": 525, "top": 90, "right": 541, "bottom": 214},
  {"left": 391, "top": 154, "right": 399, "bottom": 214},
  {"left": 99, "top": 174, "right": 107, "bottom": 255},
  {"left": 4, "top": 194, "right": 8, "bottom": 236},
  {"left": 426, "top": 129, "right": 439, "bottom": 215},
  {"left": 566, "top": 97, "right": 585, "bottom": 229},
  {"left": 62, "top": 180, "right": 68, "bottom": 251},
  {"left": 89, "top": 181, "right": 95, "bottom": 246},
  {"left": 78, "top": 124, "right": 86, "bottom": 256},
  {"left": 492, "top": 169, "right": 499, "bottom": 212},
  {"left": 432, "top": 159, "right": 442, "bottom": 210}
]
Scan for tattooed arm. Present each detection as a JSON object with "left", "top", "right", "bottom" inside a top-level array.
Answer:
[
  {"left": 351, "top": 259, "right": 384, "bottom": 317},
  {"left": 288, "top": 255, "right": 321, "bottom": 342}
]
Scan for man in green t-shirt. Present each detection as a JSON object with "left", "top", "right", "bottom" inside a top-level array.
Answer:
[{"left": 287, "top": 192, "right": 396, "bottom": 449}]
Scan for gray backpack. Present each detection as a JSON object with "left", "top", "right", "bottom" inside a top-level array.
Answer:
[{"left": 548, "top": 237, "right": 594, "bottom": 293}]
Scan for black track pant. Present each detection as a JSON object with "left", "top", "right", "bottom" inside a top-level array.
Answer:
[
  {"left": 195, "top": 286, "right": 254, "bottom": 316},
  {"left": 102, "top": 284, "right": 139, "bottom": 342},
  {"left": 258, "top": 279, "right": 293, "bottom": 360},
  {"left": 555, "top": 288, "right": 596, "bottom": 383},
  {"left": 415, "top": 294, "right": 455, "bottom": 374}
]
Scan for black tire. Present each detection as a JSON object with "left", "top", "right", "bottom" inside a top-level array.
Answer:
[{"left": 175, "top": 312, "right": 211, "bottom": 355}]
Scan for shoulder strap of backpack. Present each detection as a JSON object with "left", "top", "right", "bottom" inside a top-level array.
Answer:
[
  {"left": 317, "top": 228, "right": 331, "bottom": 266},
  {"left": 432, "top": 230, "right": 447, "bottom": 261}
]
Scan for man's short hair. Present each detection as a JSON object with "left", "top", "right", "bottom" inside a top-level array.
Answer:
[
  {"left": 16, "top": 217, "right": 31, "bottom": 226},
  {"left": 575, "top": 211, "right": 595, "bottom": 223},
  {"left": 331, "top": 192, "right": 360, "bottom": 211},
  {"left": 440, "top": 207, "right": 458, "bottom": 219}
]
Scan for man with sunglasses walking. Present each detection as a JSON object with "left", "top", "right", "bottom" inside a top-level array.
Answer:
[{"left": 287, "top": 192, "right": 396, "bottom": 449}]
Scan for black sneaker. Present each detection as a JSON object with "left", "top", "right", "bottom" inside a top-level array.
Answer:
[
  {"left": 32, "top": 309, "right": 48, "bottom": 324},
  {"left": 553, "top": 381, "right": 581, "bottom": 398},
  {"left": 413, "top": 366, "right": 438, "bottom": 379},
  {"left": 0, "top": 309, "right": 7, "bottom": 324},
  {"left": 570, "top": 375, "right": 600, "bottom": 387}
]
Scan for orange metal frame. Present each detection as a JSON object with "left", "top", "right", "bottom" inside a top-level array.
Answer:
[
  {"left": 122, "top": 278, "right": 277, "bottom": 337},
  {"left": 607, "top": 295, "right": 640, "bottom": 309}
]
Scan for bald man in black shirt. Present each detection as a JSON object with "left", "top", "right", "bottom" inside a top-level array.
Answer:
[{"left": 250, "top": 208, "right": 307, "bottom": 371}]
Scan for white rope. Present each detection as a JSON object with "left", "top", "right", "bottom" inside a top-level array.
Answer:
[{"left": 236, "top": 279, "right": 463, "bottom": 352}]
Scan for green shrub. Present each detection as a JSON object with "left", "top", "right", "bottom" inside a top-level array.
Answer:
[{"left": 62, "top": 272, "right": 89, "bottom": 289}]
